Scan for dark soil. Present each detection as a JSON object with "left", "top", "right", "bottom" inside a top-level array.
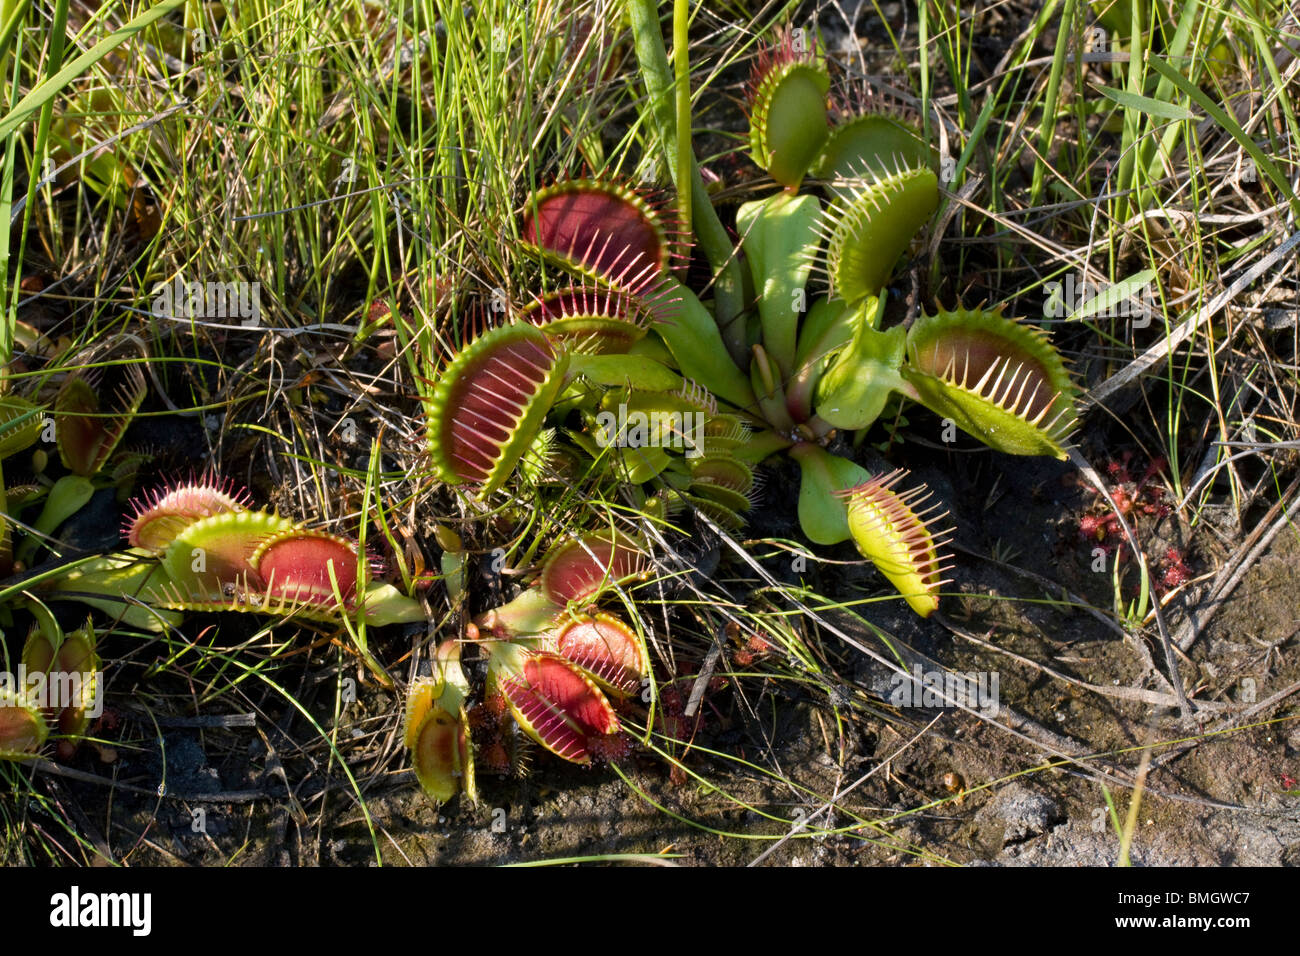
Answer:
[{"left": 34, "top": 418, "right": 1299, "bottom": 867}]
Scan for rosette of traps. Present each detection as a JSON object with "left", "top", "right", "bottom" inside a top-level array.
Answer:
[
  {"left": 425, "top": 25, "right": 1078, "bottom": 628},
  {"left": 424, "top": 176, "right": 757, "bottom": 527},
  {"left": 23, "top": 477, "right": 425, "bottom": 693},
  {"left": 405, "top": 529, "right": 650, "bottom": 803},
  {"left": 114, "top": 477, "right": 421, "bottom": 626}
]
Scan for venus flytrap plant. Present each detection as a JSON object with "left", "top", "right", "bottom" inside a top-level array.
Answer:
[
  {"left": 746, "top": 27, "right": 831, "bottom": 192},
  {"left": 20, "top": 619, "right": 99, "bottom": 760},
  {"left": 901, "top": 306, "right": 1079, "bottom": 458},
  {"left": 0, "top": 334, "right": 159, "bottom": 584},
  {"left": 0, "top": 614, "right": 100, "bottom": 763},
  {"left": 735, "top": 192, "right": 821, "bottom": 380},
  {"left": 52, "top": 341, "right": 147, "bottom": 477},
  {"left": 32, "top": 476, "right": 424, "bottom": 634},
  {"left": 484, "top": 641, "right": 623, "bottom": 765},
  {"left": 426, "top": 30, "right": 1078, "bottom": 621},
  {"left": 813, "top": 110, "right": 936, "bottom": 189},
  {"left": 519, "top": 177, "right": 688, "bottom": 303},
  {"left": 519, "top": 286, "right": 652, "bottom": 355},
  {"left": 812, "top": 161, "right": 940, "bottom": 303},
  {"left": 405, "top": 639, "right": 477, "bottom": 805},
  {"left": 427, "top": 196, "right": 760, "bottom": 525},
  {"left": 0, "top": 396, "right": 45, "bottom": 460},
  {"left": 407, "top": 529, "right": 652, "bottom": 789},
  {"left": 413, "top": 23, "right": 1082, "bottom": 800},
  {"left": 547, "top": 612, "right": 647, "bottom": 699},
  {"left": 35, "top": 554, "right": 181, "bottom": 633},
  {"left": 0, "top": 687, "right": 47, "bottom": 760},
  {"left": 15, "top": 476, "right": 95, "bottom": 568},
  {"left": 812, "top": 296, "right": 908, "bottom": 432},
  {"left": 127, "top": 479, "right": 252, "bottom": 552},
  {"left": 0, "top": 395, "right": 46, "bottom": 576},
  {"left": 837, "top": 471, "right": 955, "bottom": 618},
  {"left": 0, "top": 342, "right": 168, "bottom": 646},
  {"left": 426, "top": 324, "right": 570, "bottom": 495}
]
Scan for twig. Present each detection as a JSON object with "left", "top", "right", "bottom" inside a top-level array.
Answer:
[
  {"left": 683, "top": 632, "right": 722, "bottom": 719},
  {"left": 937, "top": 614, "right": 1229, "bottom": 713},
  {"left": 1232, "top": 679, "right": 1300, "bottom": 724},
  {"left": 692, "top": 511, "right": 1142, "bottom": 787},
  {"left": 1174, "top": 476, "right": 1300, "bottom": 651},
  {"left": 30, "top": 759, "right": 268, "bottom": 803},
  {"left": 1149, "top": 680, "right": 1300, "bottom": 772},
  {"left": 1089, "top": 230, "right": 1300, "bottom": 405},
  {"left": 948, "top": 540, "right": 1170, "bottom": 687},
  {"left": 747, "top": 714, "right": 944, "bottom": 867},
  {"left": 8, "top": 101, "right": 192, "bottom": 224},
  {"left": 135, "top": 712, "right": 258, "bottom": 729}
]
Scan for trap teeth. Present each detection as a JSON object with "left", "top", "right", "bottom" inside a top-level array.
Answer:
[
  {"left": 126, "top": 476, "right": 251, "bottom": 553},
  {"left": 0, "top": 688, "right": 47, "bottom": 759},
  {"left": 521, "top": 285, "right": 651, "bottom": 354},
  {"left": 55, "top": 338, "right": 148, "bottom": 477},
  {"left": 746, "top": 27, "right": 831, "bottom": 189},
  {"left": 813, "top": 113, "right": 935, "bottom": 191},
  {"left": 539, "top": 531, "right": 649, "bottom": 606},
  {"left": 426, "top": 323, "right": 570, "bottom": 494},
  {"left": 902, "top": 306, "right": 1078, "bottom": 459},
  {"left": 817, "top": 164, "right": 938, "bottom": 303},
  {"left": 548, "top": 612, "right": 646, "bottom": 698},
  {"left": 519, "top": 179, "right": 682, "bottom": 296},
  {"left": 488, "top": 645, "right": 619, "bottom": 766},
  {"left": 839, "top": 469, "right": 951, "bottom": 618}
]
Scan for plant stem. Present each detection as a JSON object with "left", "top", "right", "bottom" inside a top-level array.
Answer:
[
  {"left": 673, "top": 0, "right": 691, "bottom": 236},
  {"left": 0, "top": 0, "right": 25, "bottom": 379},
  {"left": 627, "top": 0, "right": 748, "bottom": 367}
]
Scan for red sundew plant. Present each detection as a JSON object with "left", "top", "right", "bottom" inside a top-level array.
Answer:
[
  {"left": 1076, "top": 451, "right": 1172, "bottom": 554},
  {"left": 1158, "top": 546, "right": 1193, "bottom": 593},
  {"left": 1073, "top": 451, "right": 1193, "bottom": 603}
]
